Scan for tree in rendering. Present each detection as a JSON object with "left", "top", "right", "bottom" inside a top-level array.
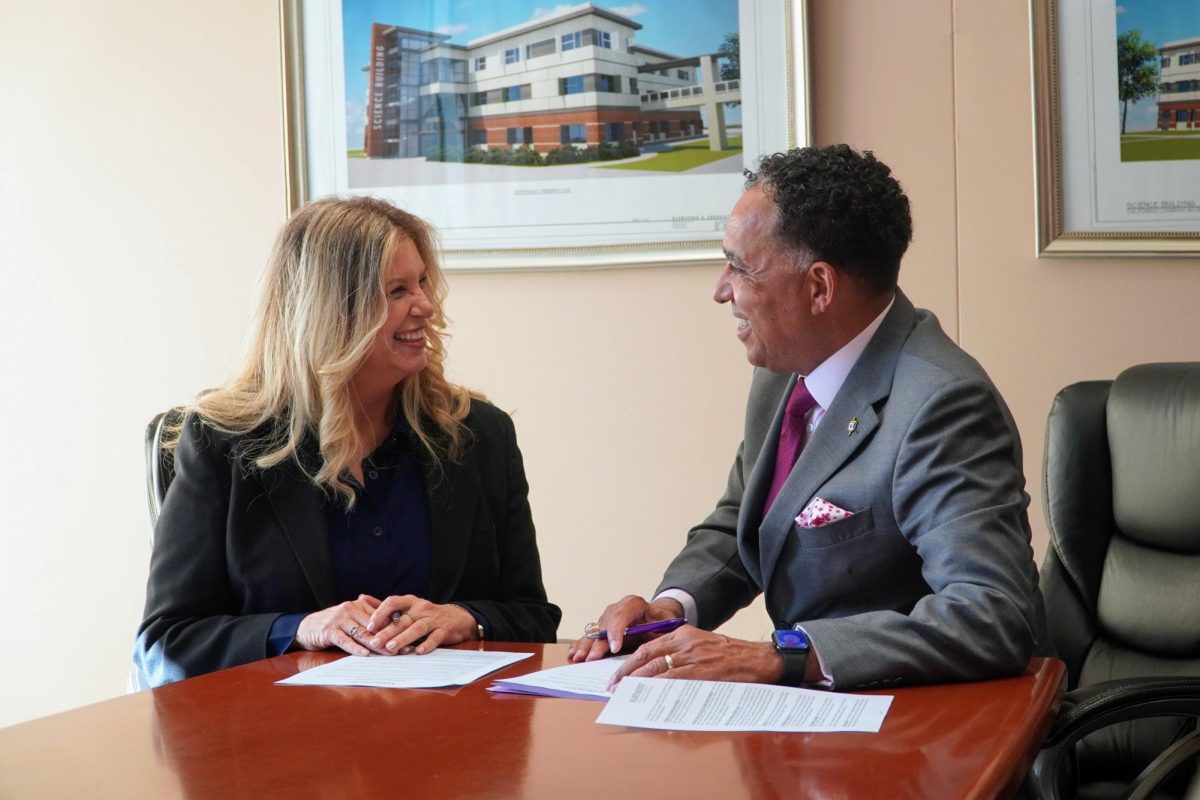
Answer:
[
  {"left": 1117, "top": 30, "right": 1159, "bottom": 134},
  {"left": 718, "top": 32, "right": 739, "bottom": 81},
  {"left": 717, "top": 32, "right": 740, "bottom": 109}
]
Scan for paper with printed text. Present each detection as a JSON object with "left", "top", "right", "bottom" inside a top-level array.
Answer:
[
  {"left": 596, "top": 677, "right": 892, "bottom": 733},
  {"left": 277, "top": 649, "right": 532, "bottom": 689}
]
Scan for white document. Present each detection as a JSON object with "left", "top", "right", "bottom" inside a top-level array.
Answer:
[
  {"left": 489, "top": 656, "right": 630, "bottom": 701},
  {"left": 276, "top": 649, "right": 533, "bottom": 689},
  {"left": 596, "top": 677, "right": 892, "bottom": 733}
]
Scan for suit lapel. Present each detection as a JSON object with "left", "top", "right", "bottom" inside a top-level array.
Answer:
[
  {"left": 424, "top": 453, "right": 479, "bottom": 601},
  {"left": 263, "top": 422, "right": 480, "bottom": 607},
  {"left": 737, "top": 373, "right": 796, "bottom": 588},
  {"left": 756, "top": 292, "right": 918, "bottom": 585},
  {"left": 263, "top": 463, "right": 338, "bottom": 608}
]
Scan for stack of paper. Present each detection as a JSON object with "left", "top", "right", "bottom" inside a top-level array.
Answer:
[{"left": 489, "top": 655, "right": 629, "bottom": 701}]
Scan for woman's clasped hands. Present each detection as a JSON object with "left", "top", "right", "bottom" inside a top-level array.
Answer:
[{"left": 295, "top": 594, "right": 479, "bottom": 657}]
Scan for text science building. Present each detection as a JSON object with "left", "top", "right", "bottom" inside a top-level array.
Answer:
[{"left": 362, "top": 3, "right": 740, "bottom": 158}]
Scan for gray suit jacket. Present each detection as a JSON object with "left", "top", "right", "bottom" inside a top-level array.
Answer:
[{"left": 657, "top": 291, "right": 1049, "bottom": 689}]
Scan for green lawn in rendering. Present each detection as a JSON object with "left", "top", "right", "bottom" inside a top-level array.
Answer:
[
  {"left": 599, "top": 136, "right": 743, "bottom": 172},
  {"left": 1119, "top": 132, "right": 1200, "bottom": 162},
  {"left": 347, "top": 149, "right": 366, "bottom": 159}
]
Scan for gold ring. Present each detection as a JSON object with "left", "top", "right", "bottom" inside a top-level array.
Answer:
[{"left": 664, "top": 654, "right": 675, "bottom": 670}]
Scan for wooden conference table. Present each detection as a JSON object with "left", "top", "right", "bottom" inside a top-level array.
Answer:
[{"left": 0, "top": 643, "right": 1064, "bottom": 799}]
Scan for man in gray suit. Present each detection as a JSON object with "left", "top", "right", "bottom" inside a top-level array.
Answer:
[{"left": 569, "top": 144, "right": 1048, "bottom": 690}]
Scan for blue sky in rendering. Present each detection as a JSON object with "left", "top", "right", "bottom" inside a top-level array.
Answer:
[
  {"left": 341, "top": 0, "right": 739, "bottom": 147},
  {"left": 1117, "top": 1, "right": 1200, "bottom": 130}
]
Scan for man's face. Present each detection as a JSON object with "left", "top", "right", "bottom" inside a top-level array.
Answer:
[{"left": 715, "top": 186, "right": 815, "bottom": 373}]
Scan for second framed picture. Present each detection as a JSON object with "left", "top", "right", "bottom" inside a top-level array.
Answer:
[
  {"left": 283, "top": 0, "right": 809, "bottom": 269},
  {"left": 1032, "top": 0, "right": 1200, "bottom": 256}
]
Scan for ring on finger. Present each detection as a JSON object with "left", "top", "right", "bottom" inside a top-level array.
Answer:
[
  {"left": 390, "top": 611, "right": 403, "bottom": 624},
  {"left": 348, "top": 625, "right": 360, "bottom": 637},
  {"left": 664, "top": 654, "right": 675, "bottom": 670}
]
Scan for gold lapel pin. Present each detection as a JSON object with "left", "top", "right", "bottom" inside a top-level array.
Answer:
[{"left": 847, "top": 417, "right": 859, "bottom": 435}]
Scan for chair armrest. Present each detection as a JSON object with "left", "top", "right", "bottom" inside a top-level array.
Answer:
[{"left": 1029, "top": 677, "right": 1200, "bottom": 799}]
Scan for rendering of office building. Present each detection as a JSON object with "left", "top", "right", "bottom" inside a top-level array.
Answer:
[
  {"left": 364, "top": 25, "right": 458, "bottom": 158},
  {"left": 1157, "top": 36, "right": 1200, "bottom": 130},
  {"left": 362, "top": 4, "right": 736, "bottom": 157}
]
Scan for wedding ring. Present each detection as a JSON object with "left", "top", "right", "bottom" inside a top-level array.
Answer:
[
  {"left": 391, "top": 611, "right": 403, "bottom": 624},
  {"left": 664, "top": 654, "right": 675, "bottom": 670},
  {"left": 348, "top": 625, "right": 359, "bottom": 637},
  {"left": 584, "top": 622, "right": 599, "bottom": 636}
]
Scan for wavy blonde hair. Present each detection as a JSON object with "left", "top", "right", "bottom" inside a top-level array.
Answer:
[{"left": 169, "top": 196, "right": 474, "bottom": 505}]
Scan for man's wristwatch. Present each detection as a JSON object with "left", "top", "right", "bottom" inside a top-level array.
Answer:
[{"left": 772, "top": 628, "right": 810, "bottom": 686}]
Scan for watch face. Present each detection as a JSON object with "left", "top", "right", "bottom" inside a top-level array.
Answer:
[{"left": 773, "top": 629, "right": 809, "bottom": 650}]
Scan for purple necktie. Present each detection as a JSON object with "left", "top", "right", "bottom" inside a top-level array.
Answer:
[{"left": 763, "top": 379, "right": 818, "bottom": 515}]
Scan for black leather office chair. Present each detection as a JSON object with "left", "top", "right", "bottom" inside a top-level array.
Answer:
[
  {"left": 1030, "top": 363, "right": 1200, "bottom": 800},
  {"left": 132, "top": 408, "right": 184, "bottom": 693},
  {"left": 144, "top": 409, "right": 183, "bottom": 538}
]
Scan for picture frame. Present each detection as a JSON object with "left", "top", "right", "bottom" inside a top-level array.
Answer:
[
  {"left": 280, "top": 0, "right": 810, "bottom": 270},
  {"left": 1031, "top": 0, "right": 1200, "bottom": 256}
]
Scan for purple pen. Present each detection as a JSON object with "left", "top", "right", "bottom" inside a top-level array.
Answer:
[{"left": 585, "top": 617, "right": 686, "bottom": 640}]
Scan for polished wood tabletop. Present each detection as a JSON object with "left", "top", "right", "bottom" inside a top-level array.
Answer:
[{"left": 0, "top": 644, "right": 1063, "bottom": 799}]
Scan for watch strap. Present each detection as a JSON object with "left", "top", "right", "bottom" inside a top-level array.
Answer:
[{"left": 777, "top": 649, "right": 808, "bottom": 686}]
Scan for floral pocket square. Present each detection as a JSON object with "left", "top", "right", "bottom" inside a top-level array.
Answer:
[{"left": 795, "top": 497, "right": 854, "bottom": 529}]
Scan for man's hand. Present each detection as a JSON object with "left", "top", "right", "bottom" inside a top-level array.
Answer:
[
  {"left": 605, "top": 626, "right": 785, "bottom": 690},
  {"left": 567, "top": 595, "right": 684, "bottom": 662}
]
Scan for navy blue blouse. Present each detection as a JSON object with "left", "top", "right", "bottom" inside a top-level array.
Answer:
[{"left": 267, "top": 420, "right": 432, "bottom": 653}]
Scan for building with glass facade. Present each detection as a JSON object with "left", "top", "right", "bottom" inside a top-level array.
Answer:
[{"left": 362, "top": 4, "right": 714, "bottom": 157}]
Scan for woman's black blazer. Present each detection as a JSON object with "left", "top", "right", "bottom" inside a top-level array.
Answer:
[{"left": 134, "top": 400, "right": 560, "bottom": 686}]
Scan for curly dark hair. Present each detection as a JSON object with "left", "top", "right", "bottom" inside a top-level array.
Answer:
[{"left": 744, "top": 144, "right": 912, "bottom": 294}]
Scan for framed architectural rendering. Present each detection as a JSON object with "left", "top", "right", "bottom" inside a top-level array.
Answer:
[
  {"left": 1032, "top": 0, "right": 1200, "bottom": 256},
  {"left": 281, "top": 0, "right": 810, "bottom": 269}
]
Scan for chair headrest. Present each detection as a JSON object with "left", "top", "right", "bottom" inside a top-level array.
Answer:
[{"left": 1108, "top": 362, "right": 1200, "bottom": 553}]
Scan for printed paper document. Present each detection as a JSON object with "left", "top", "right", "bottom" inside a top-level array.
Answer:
[
  {"left": 277, "top": 649, "right": 533, "bottom": 689},
  {"left": 596, "top": 677, "right": 892, "bottom": 733},
  {"left": 490, "top": 656, "right": 630, "bottom": 701}
]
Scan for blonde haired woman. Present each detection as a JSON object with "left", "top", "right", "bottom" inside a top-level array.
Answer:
[{"left": 134, "top": 197, "right": 560, "bottom": 686}]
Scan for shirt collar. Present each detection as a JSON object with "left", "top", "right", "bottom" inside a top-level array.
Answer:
[
  {"left": 370, "top": 412, "right": 417, "bottom": 462},
  {"left": 803, "top": 295, "right": 895, "bottom": 411}
]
